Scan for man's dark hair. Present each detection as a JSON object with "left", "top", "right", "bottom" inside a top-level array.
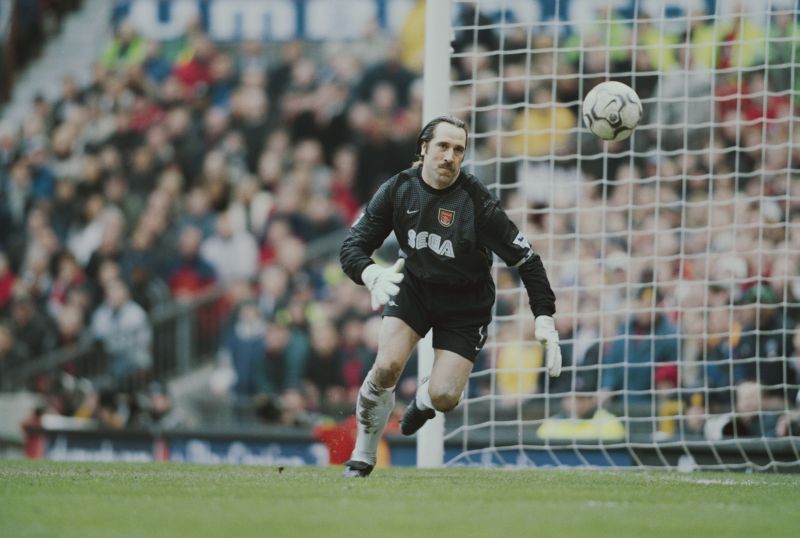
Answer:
[{"left": 413, "top": 114, "right": 469, "bottom": 166}]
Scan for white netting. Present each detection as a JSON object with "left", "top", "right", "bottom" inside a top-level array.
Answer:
[{"left": 444, "top": 0, "right": 800, "bottom": 470}]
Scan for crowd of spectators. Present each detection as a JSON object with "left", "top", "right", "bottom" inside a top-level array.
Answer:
[
  {"left": 0, "top": 10, "right": 425, "bottom": 428},
  {"left": 2, "top": 3, "right": 800, "bottom": 440}
]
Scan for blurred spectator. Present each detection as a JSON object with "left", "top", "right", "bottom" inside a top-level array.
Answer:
[
  {"left": 142, "top": 41, "right": 172, "bottom": 85},
  {"left": 767, "top": 7, "right": 800, "bottom": 97},
  {"left": 0, "top": 251, "right": 16, "bottom": 312},
  {"left": 120, "top": 226, "right": 169, "bottom": 310},
  {"left": 127, "top": 381, "right": 175, "bottom": 428},
  {"left": 235, "top": 40, "right": 267, "bottom": 76},
  {"left": 200, "top": 212, "right": 258, "bottom": 285},
  {"left": 67, "top": 196, "right": 124, "bottom": 266},
  {"left": 274, "top": 388, "right": 313, "bottom": 427},
  {"left": 696, "top": 308, "right": 741, "bottom": 409},
  {"left": 704, "top": 382, "right": 782, "bottom": 439},
  {"left": 303, "top": 320, "right": 346, "bottom": 408},
  {"left": 495, "top": 323, "right": 542, "bottom": 403},
  {"left": 228, "top": 178, "right": 273, "bottom": 238},
  {"left": 264, "top": 320, "right": 310, "bottom": 393},
  {"left": 267, "top": 40, "right": 304, "bottom": 103},
  {"left": 0, "top": 321, "right": 24, "bottom": 385},
  {"left": 9, "top": 293, "right": 57, "bottom": 358},
  {"left": 90, "top": 279, "right": 152, "bottom": 382},
  {"left": 231, "top": 85, "right": 272, "bottom": 174},
  {"left": 85, "top": 222, "right": 124, "bottom": 287},
  {"left": 452, "top": 1, "right": 499, "bottom": 58},
  {"left": 217, "top": 300, "right": 270, "bottom": 417},
  {"left": 300, "top": 195, "right": 343, "bottom": 243},
  {"left": 0, "top": 28, "right": 8, "bottom": 103},
  {"left": 177, "top": 187, "right": 215, "bottom": 238},
  {"left": 790, "top": 321, "right": 800, "bottom": 386},
  {"left": 55, "top": 303, "right": 86, "bottom": 349},
  {"left": 716, "top": 5, "right": 765, "bottom": 70},
  {"left": 733, "top": 284, "right": 797, "bottom": 406},
  {"left": 5, "top": 161, "right": 32, "bottom": 236},
  {"left": 634, "top": 11, "right": 679, "bottom": 72},
  {"left": 284, "top": 139, "right": 331, "bottom": 200},
  {"left": 776, "top": 389, "right": 800, "bottom": 437},
  {"left": 74, "top": 387, "right": 126, "bottom": 429},
  {"left": 166, "top": 225, "right": 217, "bottom": 299},
  {"left": 650, "top": 40, "right": 714, "bottom": 151},
  {"left": 255, "top": 265, "right": 290, "bottom": 320},
  {"left": 328, "top": 145, "right": 361, "bottom": 224},
  {"left": 507, "top": 84, "right": 575, "bottom": 158},
  {"left": 398, "top": 0, "right": 426, "bottom": 73},
  {"left": 599, "top": 286, "right": 679, "bottom": 405},
  {"left": 173, "top": 34, "right": 216, "bottom": 94},
  {"left": 50, "top": 76, "right": 84, "bottom": 129},
  {"left": 549, "top": 301, "right": 603, "bottom": 396},
  {"left": 46, "top": 251, "right": 85, "bottom": 319},
  {"left": 537, "top": 372, "right": 625, "bottom": 441},
  {"left": 338, "top": 316, "right": 372, "bottom": 399},
  {"left": 353, "top": 40, "right": 415, "bottom": 109},
  {"left": 50, "top": 179, "right": 79, "bottom": 243},
  {"left": 259, "top": 217, "right": 294, "bottom": 266},
  {"left": 353, "top": 113, "right": 409, "bottom": 202},
  {"left": 101, "top": 20, "right": 146, "bottom": 71}
]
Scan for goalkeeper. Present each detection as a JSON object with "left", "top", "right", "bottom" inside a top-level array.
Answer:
[{"left": 339, "top": 115, "right": 561, "bottom": 477}]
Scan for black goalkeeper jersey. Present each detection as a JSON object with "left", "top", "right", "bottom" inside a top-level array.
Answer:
[{"left": 340, "top": 166, "right": 556, "bottom": 317}]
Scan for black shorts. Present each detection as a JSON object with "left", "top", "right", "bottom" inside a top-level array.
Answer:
[{"left": 382, "top": 269, "right": 494, "bottom": 362}]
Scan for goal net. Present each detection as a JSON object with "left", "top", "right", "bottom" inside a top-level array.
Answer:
[{"left": 441, "top": 0, "right": 800, "bottom": 470}]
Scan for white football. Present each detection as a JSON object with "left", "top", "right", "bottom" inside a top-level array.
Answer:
[{"left": 582, "top": 81, "right": 642, "bottom": 141}]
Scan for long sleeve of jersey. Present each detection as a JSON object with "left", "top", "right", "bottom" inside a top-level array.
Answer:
[
  {"left": 477, "top": 199, "right": 556, "bottom": 317},
  {"left": 339, "top": 179, "right": 394, "bottom": 285}
]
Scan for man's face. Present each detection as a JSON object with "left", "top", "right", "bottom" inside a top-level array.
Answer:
[
  {"left": 421, "top": 123, "right": 467, "bottom": 185},
  {"left": 107, "top": 282, "right": 128, "bottom": 309},
  {"left": 215, "top": 214, "right": 233, "bottom": 239}
]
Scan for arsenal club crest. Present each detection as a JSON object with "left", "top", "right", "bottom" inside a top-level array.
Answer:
[{"left": 438, "top": 208, "right": 455, "bottom": 227}]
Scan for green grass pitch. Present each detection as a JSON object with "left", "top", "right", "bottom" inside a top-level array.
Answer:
[{"left": 1, "top": 461, "right": 798, "bottom": 537}]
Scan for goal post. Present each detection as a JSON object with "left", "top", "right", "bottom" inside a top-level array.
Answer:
[
  {"left": 419, "top": 0, "right": 800, "bottom": 471},
  {"left": 416, "top": 0, "right": 453, "bottom": 468}
]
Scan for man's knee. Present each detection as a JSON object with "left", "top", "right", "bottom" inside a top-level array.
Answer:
[
  {"left": 371, "top": 363, "right": 403, "bottom": 388},
  {"left": 428, "top": 385, "right": 461, "bottom": 412}
]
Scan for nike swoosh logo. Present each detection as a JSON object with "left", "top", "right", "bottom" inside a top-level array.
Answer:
[
  {"left": 406, "top": 209, "right": 419, "bottom": 214},
  {"left": 476, "top": 326, "right": 485, "bottom": 350}
]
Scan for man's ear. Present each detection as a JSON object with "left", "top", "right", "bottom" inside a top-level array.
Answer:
[{"left": 420, "top": 142, "right": 427, "bottom": 156}]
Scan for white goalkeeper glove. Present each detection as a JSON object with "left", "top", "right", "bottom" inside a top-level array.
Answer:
[
  {"left": 361, "top": 259, "right": 405, "bottom": 310},
  {"left": 535, "top": 315, "right": 562, "bottom": 377}
]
